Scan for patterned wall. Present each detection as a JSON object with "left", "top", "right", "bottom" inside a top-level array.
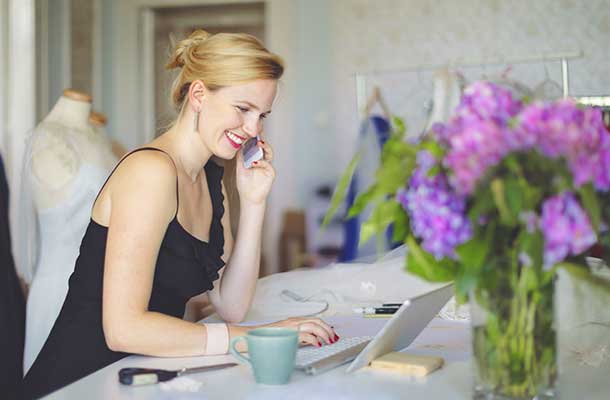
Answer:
[{"left": 329, "top": 0, "right": 610, "bottom": 167}]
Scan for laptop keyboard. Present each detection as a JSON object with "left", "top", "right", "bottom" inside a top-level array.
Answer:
[{"left": 295, "top": 336, "right": 372, "bottom": 375}]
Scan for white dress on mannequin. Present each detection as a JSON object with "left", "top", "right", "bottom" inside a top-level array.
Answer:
[{"left": 21, "top": 91, "right": 117, "bottom": 373}]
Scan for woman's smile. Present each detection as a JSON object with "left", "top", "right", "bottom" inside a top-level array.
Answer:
[{"left": 224, "top": 130, "right": 246, "bottom": 149}]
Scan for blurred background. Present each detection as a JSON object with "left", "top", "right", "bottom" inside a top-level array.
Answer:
[{"left": 1, "top": 0, "right": 610, "bottom": 278}]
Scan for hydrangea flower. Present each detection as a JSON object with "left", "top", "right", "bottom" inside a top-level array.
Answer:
[
  {"left": 419, "top": 81, "right": 606, "bottom": 265},
  {"left": 433, "top": 82, "right": 522, "bottom": 194},
  {"left": 540, "top": 192, "right": 597, "bottom": 267},
  {"left": 433, "top": 81, "right": 522, "bottom": 145},
  {"left": 517, "top": 100, "right": 610, "bottom": 190},
  {"left": 443, "top": 120, "right": 509, "bottom": 195},
  {"left": 456, "top": 81, "right": 523, "bottom": 126},
  {"left": 396, "top": 151, "right": 472, "bottom": 260}
]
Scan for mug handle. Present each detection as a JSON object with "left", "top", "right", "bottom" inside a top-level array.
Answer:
[{"left": 230, "top": 336, "right": 251, "bottom": 366}]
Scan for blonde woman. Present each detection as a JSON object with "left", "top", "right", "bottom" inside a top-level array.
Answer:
[{"left": 23, "top": 30, "right": 337, "bottom": 399}]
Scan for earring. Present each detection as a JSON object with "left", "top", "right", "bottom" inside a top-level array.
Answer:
[{"left": 193, "top": 110, "right": 200, "bottom": 133}]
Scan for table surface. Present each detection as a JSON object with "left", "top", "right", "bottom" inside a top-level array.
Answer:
[{"left": 44, "top": 315, "right": 610, "bottom": 400}]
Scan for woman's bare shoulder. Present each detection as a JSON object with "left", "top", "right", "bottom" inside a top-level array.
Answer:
[{"left": 94, "top": 149, "right": 178, "bottom": 224}]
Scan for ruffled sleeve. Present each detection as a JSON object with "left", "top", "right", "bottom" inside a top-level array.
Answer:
[{"left": 201, "top": 160, "right": 225, "bottom": 284}]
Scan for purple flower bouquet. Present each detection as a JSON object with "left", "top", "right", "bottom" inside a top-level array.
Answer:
[{"left": 328, "top": 81, "right": 610, "bottom": 399}]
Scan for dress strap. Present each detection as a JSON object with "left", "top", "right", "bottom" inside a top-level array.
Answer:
[{"left": 92, "top": 147, "right": 180, "bottom": 216}]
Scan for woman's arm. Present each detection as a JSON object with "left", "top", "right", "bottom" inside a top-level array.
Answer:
[
  {"left": 208, "top": 140, "right": 278, "bottom": 322},
  {"left": 101, "top": 152, "right": 217, "bottom": 356},
  {"left": 207, "top": 182, "right": 263, "bottom": 322}
]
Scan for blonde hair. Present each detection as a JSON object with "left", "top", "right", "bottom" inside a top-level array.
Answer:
[
  {"left": 166, "top": 29, "right": 284, "bottom": 112},
  {"left": 166, "top": 29, "right": 284, "bottom": 238}
]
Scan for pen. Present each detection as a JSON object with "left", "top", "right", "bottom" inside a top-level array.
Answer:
[
  {"left": 353, "top": 307, "right": 399, "bottom": 314},
  {"left": 363, "top": 313, "right": 394, "bottom": 318}
]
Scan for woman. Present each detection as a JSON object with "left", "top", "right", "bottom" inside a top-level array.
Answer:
[{"left": 23, "top": 30, "right": 337, "bottom": 399}]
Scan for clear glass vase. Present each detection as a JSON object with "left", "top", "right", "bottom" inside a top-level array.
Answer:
[{"left": 470, "top": 276, "right": 558, "bottom": 399}]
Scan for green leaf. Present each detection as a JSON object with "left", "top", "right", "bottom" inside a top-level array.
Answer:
[
  {"left": 381, "top": 139, "right": 418, "bottom": 160},
  {"left": 406, "top": 236, "right": 455, "bottom": 282},
  {"left": 321, "top": 151, "right": 362, "bottom": 228},
  {"left": 577, "top": 183, "right": 601, "bottom": 231},
  {"left": 392, "top": 116, "right": 406, "bottom": 138},
  {"left": 518, "top": 230, "right": 544, "bottom": 271},
  {"left": 504, "top": 179, "right": 524, "bottom": 219},
  {"left": 522, "top": 265, "right": 539, "bottom": 292},
  {"left": 392, "top": 207, "right": 410, "bottom": 243},
  {"left": 491, "top": 178, "right": 515, "bottom": 226},
  {"left": 454, "top": 264, "right": 477, "bottom": 304},
  {"left": 427, "top": 164, "right": 441, "bottom": 178},
  {"left": 456, "top": 238, "right": 489, "bottom": 271},
  {"left": 421, "top": 140, "right": 445, "bottom": 159},
  {"left": 454, "top": 225, "right": 494, "bottom": 302},
  {"left": 520, "top": 179, "right": 543, "bottom": 211},
  {"left": 347, "top": 184, "right": 381, "bottom": 218},
  {"left": 359, "top": 200, "right": 402, "bottom": 244},
  {"left": 468, "top": 186, "right": 494, "bottom": 224},
  {"left": 503, "top": 154, "right": 523, "bottom": 177}
]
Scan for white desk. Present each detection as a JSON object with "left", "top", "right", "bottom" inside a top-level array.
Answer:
[
  {"left": 44, "top": 256, "right": 610, "bottom": 399},
  {"left": 45, "top": 316, "right": 610, "bottom": 399}
]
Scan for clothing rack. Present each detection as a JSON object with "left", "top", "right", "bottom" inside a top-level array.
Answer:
[{"left": 355, "top": 50, "right": 584, "bottom": 119}]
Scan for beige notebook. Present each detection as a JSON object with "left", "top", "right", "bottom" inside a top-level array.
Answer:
[{"left": 369, "top": 352, "right": 444, "bottom": 377}]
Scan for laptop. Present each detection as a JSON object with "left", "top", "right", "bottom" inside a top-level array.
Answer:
[{"left": 295, "top": 283, "right": 454, "bottom": 375}]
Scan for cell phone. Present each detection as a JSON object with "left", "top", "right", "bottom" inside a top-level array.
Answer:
[{"left": 242, "top": 136, "right": 264, "bottom": 168}]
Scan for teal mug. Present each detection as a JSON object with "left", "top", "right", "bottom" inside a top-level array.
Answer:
[{"left": 230, "top": 327, "right": 298, "bottom": 385}]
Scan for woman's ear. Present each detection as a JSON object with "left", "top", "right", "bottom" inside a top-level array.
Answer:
[{"left": 188, "top": 80, "right": 207, "bottom": 111}]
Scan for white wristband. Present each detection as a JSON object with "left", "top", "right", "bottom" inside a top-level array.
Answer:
[{"left": 204, "top": 323, "right": 229, "bottom": 355}]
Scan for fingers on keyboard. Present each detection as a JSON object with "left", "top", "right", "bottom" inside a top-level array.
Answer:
[
  {"left": 299, "top": 332, "right": 321, "bottom": 347},
  {"left": 301, "top": 319, "right": 335, "bottom": 344}
]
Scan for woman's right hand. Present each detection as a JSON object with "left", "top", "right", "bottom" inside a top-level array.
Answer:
[{"left": 262, "top": 317, "right": 339, "bottom": 347}]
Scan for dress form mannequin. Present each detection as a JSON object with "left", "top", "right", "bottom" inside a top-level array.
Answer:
[
  {"left": 22, "top": 89, "right": 118, "bottom": 373},
  {"left": 89, "top": 111, "right": 128, "bottom": 160}
]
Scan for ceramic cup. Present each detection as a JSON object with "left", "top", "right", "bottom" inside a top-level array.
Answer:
[{"left": 230, "top": 327, "right": 299, "bottom": 385}]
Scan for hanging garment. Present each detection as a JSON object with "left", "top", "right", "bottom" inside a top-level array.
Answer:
[
  {"left": 340, "top": 115, "right": 392, "bottom": 262},
  {"left": 0, "top": 153, "right": 26, "bottom": 399},
  {"left": 22, "top": 148, "right": 226, "bottom": 399}
]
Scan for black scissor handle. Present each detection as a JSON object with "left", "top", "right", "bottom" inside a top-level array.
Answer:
[{"left": 118, "top": 367, "right": 178, "bottom": 385}]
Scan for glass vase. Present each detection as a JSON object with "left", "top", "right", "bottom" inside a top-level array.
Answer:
[{"left": 470, "top": 274, "right": 557, "bottom": 399}]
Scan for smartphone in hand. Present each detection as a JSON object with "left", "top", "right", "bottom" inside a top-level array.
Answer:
[{"left": 242, "top": 136, "right": 263, "bottom": 168}]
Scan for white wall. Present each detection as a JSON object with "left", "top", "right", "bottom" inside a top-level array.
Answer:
[
  {"left": 97, "top": 0, "right": 610, "bottom": 273},
  {"left": 2, "top": 0, "right": 36, "bottom": 274},
  {"left": 292, "top": 0, "right": 332, "bottom": 204},
  {"left": 330, "top": 0, "right": 610, "bottom": 169}
]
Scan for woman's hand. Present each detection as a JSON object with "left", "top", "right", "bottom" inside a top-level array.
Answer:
[
  {"left": 235, "top": 139, "right": 275, "bottom": 205},
  {"left": 262, "top": 317, "right": 340, "bottom": 347}
]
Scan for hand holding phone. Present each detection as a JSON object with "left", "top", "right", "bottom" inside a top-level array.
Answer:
[{"left": 242, "top": 136, "right": 264, "bottom": 168}]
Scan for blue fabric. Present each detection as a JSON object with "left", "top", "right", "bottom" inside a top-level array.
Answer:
[{"left": 339, "top": 115, "right": 393, "bottom": 262}]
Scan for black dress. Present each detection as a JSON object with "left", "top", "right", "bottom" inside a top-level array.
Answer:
[
  {"left": 22, "top": 148, "right": 226, "bottom": 399},
  {"left": 0, "top": 153, "right": 26, "bottom": 400}
]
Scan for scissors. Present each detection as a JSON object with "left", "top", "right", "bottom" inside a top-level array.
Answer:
[{"left": 118, "top": 362, "right": 238, "bottom": 386}]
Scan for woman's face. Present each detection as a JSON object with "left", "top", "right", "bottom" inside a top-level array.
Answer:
[{"left": 199, "top": 79, "right": 277, "bottom": 159}]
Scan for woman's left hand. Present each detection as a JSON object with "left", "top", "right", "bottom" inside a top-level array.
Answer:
[{"left": 235, "top": 138, "right": 275, "bottom": 204}]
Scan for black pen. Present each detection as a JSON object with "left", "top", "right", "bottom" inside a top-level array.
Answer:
[
  {"left": 353, "top": 306, "right": 399, "bottom": 314},
  {"left": 366, "top": 307, "right": 398, "bottom": 315},
  {"left": 381, "top": 303, "right": 404, "bottom": 308}
]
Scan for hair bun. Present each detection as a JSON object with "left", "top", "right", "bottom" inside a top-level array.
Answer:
[{"left": 166, "top": 29, "right": 212, "bottom": 70}]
